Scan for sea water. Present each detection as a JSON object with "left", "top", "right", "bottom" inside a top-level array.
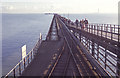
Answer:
[
  {"left": 2, "top": 13, "right": 118, "bottom": 76},
  {"left": 2, "top": 13, "right": 53, "bottom": 75}
]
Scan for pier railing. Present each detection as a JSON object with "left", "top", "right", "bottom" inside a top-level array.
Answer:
[
  {"left": 80, "top": 34, "right": 119, "bottom": 76},
  {"left": 69, "top": 23, "right": 119, "bottom": 42},
  {"left": 67, "top": 23, "right": 120, "bottom": 76},
  {"left": 4, "top": 38, "right": 42, "bottom": 78},
  {"left": 85, "top": 24, "right": 119, "bottom": 42}
]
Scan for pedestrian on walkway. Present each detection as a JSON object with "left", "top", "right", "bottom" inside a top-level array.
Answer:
[
  {"left": 84, "top": 18, "right": 88, "bottom": 29},
  {"left": 81, "top": 19, "right": 85, "bottom": 29},
  {"left": 68, "top": 19, "right": 71, "bottom": 26},
  {"left": 80, "top": 20, "right": 82, "bottom": 29},
  {"left": 75, "top": 19, "right": 79, "bottom": 28}
]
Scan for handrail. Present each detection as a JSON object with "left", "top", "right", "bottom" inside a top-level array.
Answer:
[
  {"left": 68, "top": 23, "right": 119, "bottom": 43},
  {"left": 4, "top": 38, "right": 42, "bottom": 78},
  {"left": 59, "top": 16, "right": 119, "bottom": 76}
]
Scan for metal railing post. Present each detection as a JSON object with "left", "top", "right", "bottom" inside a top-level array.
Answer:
[
  {"left": 24, "top": 58, "right": 26, "bottom": 69},
  {"left": 114, "top": 25, "right": 115, "bottom": 33},
  {"left": 31, "top": 51, "right": 32, "bottom": 61},
  {"left": 94, "top": 25, "right": 95, "bottom": 34},
  {"left": 89, "top": 24, "right": 90, "bottom": 33},
  {"left": 19, "top": 63, "right": 21, "bottom": 76},
  {"left": 92, "top": 40, "right": 95, "bottom": 57},
  {"left": 13, "top": 68, "right": 15, "bottom": 78},
  {"left": 106, "top": 25, "right": 108, "bottom": 38},
  {"left": 97, "top": 25, "right": 99, "bottom": 36},
  {"left": 101, "top": 25, "right": 103, "bottom": 37},
  {"left": 28, "top": 55, "right": 29, "bottom": 65},
  {"left": 92, "top": 24, "right": 93, "bottom": 34},
  {"left": 111, "top": 27, "right": 113, "bottom": 40},
  {"left": 87, "top": 24, "right": 88, "bottom": 32},
  {"left": 105, "top": 48, "right": 107, "bottom": 69},
  {"left": 97, "top": 44, "right": 99, "bottom": 61},
  {"left": 79, "top": 33, "right": 81, "bottom": 42}
]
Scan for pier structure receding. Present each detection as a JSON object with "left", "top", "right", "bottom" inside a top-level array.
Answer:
[{"left": 4, "top": 14, "right": 120, "bottom": 78}]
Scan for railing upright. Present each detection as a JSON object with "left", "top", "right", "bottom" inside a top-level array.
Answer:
[
  {"left": 4, "top": 33, "right": 42, "bottom": 78},
  {"left": 67, "top": 21, "right": 119, "bottom": 76},
  {"left": 101, "top": 25, "right": 103, "bottom": 37},
  {"left": 111, "top": 27, "right": 113, "bottom": 40},
  {"left": 19, "top": 63, "right": 21, "bottom": 76}
]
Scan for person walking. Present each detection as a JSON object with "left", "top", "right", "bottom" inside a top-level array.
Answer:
[
  {"left": 75, "top": 19, "right": 79, "bottom": 28},
  {"left": 84, "top": 18, "right": 88, "bottom": 29},
  {"left": 68, "top": 19, "right": 71, "bottom": 26},
  {"left": 81, "top": 19, "right": 85, "bottom": 29},
  {"left": 80, "top": 20, "right": 82, "bottom": 29}
]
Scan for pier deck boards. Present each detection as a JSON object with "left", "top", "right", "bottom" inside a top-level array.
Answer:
[{"left": 21, "top": 40, "right": 63, "bottom": 76}]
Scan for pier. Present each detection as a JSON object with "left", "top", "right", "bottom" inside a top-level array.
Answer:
[{"left": 4, "top": 14, "right": 120, "bottom": 77}]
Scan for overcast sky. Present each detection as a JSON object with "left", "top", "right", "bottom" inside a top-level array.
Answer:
[{"left": 1, "top": 0, "right": 120, "bottom": 13}]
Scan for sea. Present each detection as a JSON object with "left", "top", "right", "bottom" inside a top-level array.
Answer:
[{"left": 1, "top": 13, "right": 118, "bottom": 76}]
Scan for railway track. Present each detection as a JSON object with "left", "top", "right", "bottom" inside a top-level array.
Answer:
[
  {"left": 47, "top": 41, "right": 82, "bottom": 77},
  {"left": 56, "top": 16, "right": 100, "bottom": 76},
  {"left": 48, "top": 21, "right": 80, "bottom": 77},
  {"left": 47, "top": 16, "right": 102, "bottom": 77}
]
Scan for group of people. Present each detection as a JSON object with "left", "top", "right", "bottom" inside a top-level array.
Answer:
[
  {"left": 59, "top": 15, "right": 89, "bottom": 29},
  {"left": 75, "top": 18, "right": 88, "bottom": 29}
]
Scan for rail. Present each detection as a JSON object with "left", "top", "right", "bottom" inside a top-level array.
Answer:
[
  {"left": 66, "top": 21, "right": 120, "bottom": 76},
  {"left": 80, "top": 35, "right": 119, "bottom": 76},
  {"left": 4, "top": 38, "right": 42, "bottom": 78},
  {"left": 48, "top": 18, "right": 81, "bottom": 76},
  {"left": 86, "top": 24, "right": 119, "bottom": 42},
  {"left": 69, "top": 23, "right": 119, "bottom": 42},
  {"left": 57, "top": 16, "right": 107, "bottom": 76}
]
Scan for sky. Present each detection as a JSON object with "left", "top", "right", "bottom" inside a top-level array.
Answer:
[{"left": 1, "top": 0, "right": 120, "bottom": 14}]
